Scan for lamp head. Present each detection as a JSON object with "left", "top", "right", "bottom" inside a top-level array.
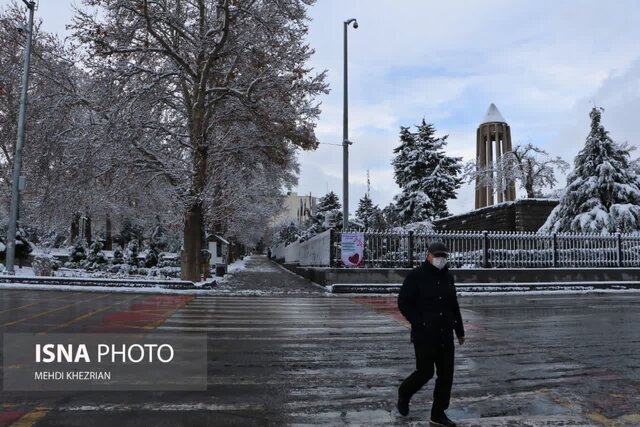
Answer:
[{"left": 345, "top": 18, "right": 358, "bottom": 28}]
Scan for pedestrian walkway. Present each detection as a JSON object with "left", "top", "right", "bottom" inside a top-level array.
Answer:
[{"left": 214, "top": 255, "right": 325, "bottom": 295}]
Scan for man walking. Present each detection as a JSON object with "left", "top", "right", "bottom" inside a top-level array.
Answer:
[{"left": 397, "top": 242, "right": 465, "bottom": 427}]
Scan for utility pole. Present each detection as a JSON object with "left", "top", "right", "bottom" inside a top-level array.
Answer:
[
  {"left": 343, "top": 18, "right": 358, "bottom": 230},
  {"left": 5, "top": 0, "right": 36, "bottom": 274}
]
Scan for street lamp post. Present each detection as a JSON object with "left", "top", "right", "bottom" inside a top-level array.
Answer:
[
  {"left": 5, "top": 0, "right": 36, "bottom": 274},
  {"left": 343, "top": 18, "right": 357, "bottom": 231}
]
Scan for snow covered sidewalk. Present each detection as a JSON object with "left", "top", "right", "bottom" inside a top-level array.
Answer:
[
  {"left": 0, "top": 255, "right": 323, "bottom": 295},
  {"left": 213, "top": 255, "right": 325, "bottom": 296}
]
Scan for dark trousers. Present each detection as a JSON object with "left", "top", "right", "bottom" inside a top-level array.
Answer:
[{"left": 399, "top": 341, "right": 455, "bottom": 417}]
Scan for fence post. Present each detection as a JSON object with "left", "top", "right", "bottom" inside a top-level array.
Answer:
[
  {"left": 482, "top": 231, "right": 489, "bottom": 268},
  {"left": 408, "top": 231, "right": 415, "bottom": 268},
  {"left": 616, "top": 232, "right": 622, "bottom": 267},
  {"left": 552, "top": 233, "right": 558, "bottom": 267}
]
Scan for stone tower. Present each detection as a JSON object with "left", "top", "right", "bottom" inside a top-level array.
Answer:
[{"left": 475, "top": 103, "right": 516, "bottom": 209}]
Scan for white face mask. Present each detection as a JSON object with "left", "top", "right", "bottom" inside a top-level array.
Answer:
[{"left": 431, "top": 257, "right": 448, "bottom": 270}]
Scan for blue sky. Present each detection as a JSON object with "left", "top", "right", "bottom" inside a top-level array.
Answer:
[{"left": 9, "top": 0, "right": 640, "bottom": 215}]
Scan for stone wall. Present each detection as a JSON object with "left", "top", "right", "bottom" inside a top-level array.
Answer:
[{"left": 434, "top": 198, "right": 558, "bottom": 232}]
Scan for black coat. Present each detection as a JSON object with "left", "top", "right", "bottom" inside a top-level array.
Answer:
[{"left": 397, "top": 261, "right": 465, "bottom": 343}]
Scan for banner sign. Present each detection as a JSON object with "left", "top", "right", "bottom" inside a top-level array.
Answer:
[
  {"left": 3, "top": 333, "right": 207, "bottom": 391},
  {"left": 341, "top": 232, "right": 364, "bottom": 267}
]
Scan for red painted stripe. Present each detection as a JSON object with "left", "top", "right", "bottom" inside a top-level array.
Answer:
[
  {"left": 0, "top": 411, "right": 26, "bottom": 427},
  {"left": 353, "top": 297, "right": 408, "bottom": 324},
  {"left": 353, "top": 296, "right": 483, "bottom": 331},
  {"left": 83, "top": 295, "right": 193, "bottom": 333}
]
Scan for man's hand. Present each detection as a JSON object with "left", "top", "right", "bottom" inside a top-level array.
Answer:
[{"left": 457, "top": 336, "right": 465, "bottom": 345}]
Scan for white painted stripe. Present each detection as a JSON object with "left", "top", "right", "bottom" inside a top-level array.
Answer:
[
  {"left": 156, "top": 325, "right": 404, "bottom": 332},
  {"left": 61, "top": 403, "right": 267, "bottom": 412}
]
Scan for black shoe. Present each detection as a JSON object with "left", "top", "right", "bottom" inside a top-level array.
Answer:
[
  {"left": 396, "top": 394, "right": 409, "bottom": 416},
  {"left": 430, "top": 413, "right": 456, "bottom": 427}
]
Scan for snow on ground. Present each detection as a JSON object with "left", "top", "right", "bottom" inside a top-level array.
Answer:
[
  {"left": 327, "top": 282, "right": 640, "bottom": 297},
  {"left": 328, "top": 289, "right": 640, "bottom": 297},
  {"left": 30, "top": 247, "right": 69, "bottom": 256},
  {"left": 227, "top": 255, "right": 282, "bottom": 273},
  {"left": 10, "top": 266, "right": 35, "bottom": 276},
  {"left": 212, "top": 255, "right": 324, "bottom": 296}
]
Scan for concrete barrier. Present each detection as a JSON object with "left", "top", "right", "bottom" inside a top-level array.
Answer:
[{"left": 289, "top": 265, "right": 640, "bottom": 287}]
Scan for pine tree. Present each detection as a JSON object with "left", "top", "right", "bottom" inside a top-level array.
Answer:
[
  {"left": 392, "top": 119, "right": 463, "bottom": 224},
  {"left": 112, "top": 246, "right": 124, "bottom": 265},
  {"left": 144, "top": 246, "right": 159, "bottom": 268},
  {"left": 312, "top": 191, "right": 343, "bottom": 230},
  {"left": 150, "top": 216, "right": 168, "bottom": 251},
  {"left": 355, "top": 194, "right": 376, "bottom": 230},
  {"left": 125, "top": 241, "right": 140, "bottom": 267},
  {"left": 69, "top": 240, "right": 87, "bottom": 263},
  {"left": 540, "top": 107, "right": 640, "bottom": 234},
  {"left": 381, "top": 203, "right": 401, "bottom": 229},
  {"left": 275, "top": 222, "right": 302, "bottom": 245}
]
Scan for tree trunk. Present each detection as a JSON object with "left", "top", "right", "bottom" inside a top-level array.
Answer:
[
  {"left": 71, "top": 213, "right": 80, "bottom": 243},
  {"left": 182, "top": 93, "right": 208, "bottom": 280},
  {"left": 525, "top": 176, "right": 535, "bottom": 198},
  {"left": 85, "top": 215, "right": 92, "bottom": 244},
  {"left": 181, "top": 203, "right": 203, "bottom": 281},
  {"left": 105, "top": 214, "right": 113, "bottom": 250}
]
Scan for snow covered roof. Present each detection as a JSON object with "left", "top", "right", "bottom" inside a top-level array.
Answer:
[
  {"left": 214, "top": 235, "right": 230, "bottom": 245},
  {"left": 480, "top": 103, "right": 506, "bottom": 124}
]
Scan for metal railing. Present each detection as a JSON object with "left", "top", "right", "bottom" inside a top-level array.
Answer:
[{"left": 331, "top": 230, "right": 640, "bottom": 268}]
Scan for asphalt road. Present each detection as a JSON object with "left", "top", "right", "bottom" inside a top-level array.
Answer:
[{"left": 0, "top": 256, "right": 639, "bottom": 426}]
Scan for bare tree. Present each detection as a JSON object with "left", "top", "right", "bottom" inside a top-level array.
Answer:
[
  {"left": 71, "top": 0, "right": 327, "bottom": 280},
  {"left": 464, "top": 143, "right": 569, "bottom": 199}
]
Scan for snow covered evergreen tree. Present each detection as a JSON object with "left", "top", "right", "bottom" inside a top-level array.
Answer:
[
  {"left": 144, "top": 246, "right": 159, "bottom": 268},
  {"left": 392, "top": 120, "right": 463, "bottom": 224},
  {"left": 540, "top": 107, "right": 640, "bottom": 234},
  {"left": 149, "top": 217, "right": 168, "bottom": 252},
  {"left": 274, "top": 222, "right": 302, "bottom": 246},
  {"left": 112, "top": 246, "right": 124, "bottom": 265},
  {"left": 312, "top": 191, "right": 343, "bottom": 230},
  {"left": 381, "top": 203, "right": 401, "bottom": 229},
  {"left": 355, "top": 194, "right": 376, "bottom": 230},
  {"left": 69, "top": 240, "right": 87, "bottom": 263},
  {"left": 125, "top": 241, "right": 140, "bottom": 267}
]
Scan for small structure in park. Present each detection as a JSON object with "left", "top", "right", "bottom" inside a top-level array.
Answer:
[
  {"left": 206, "top": 234, "right": 230, "bottom": 276},
  {"left": 475, "top": 103, "right": 517, "bottom": 208}
]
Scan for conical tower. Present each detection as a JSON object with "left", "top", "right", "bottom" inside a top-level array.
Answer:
[{"left": 475, "top": 103, "right": 516, "bottom": 208}]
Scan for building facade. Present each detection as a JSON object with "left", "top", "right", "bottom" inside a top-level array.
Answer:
[{"left": 271, "top": 192, "right": 317, "bottom": 226}]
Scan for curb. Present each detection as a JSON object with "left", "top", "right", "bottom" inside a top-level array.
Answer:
[
  {"left": 0, "top": 275, "right": 217, "bottom": 290},
  {"left": 328, "top": 281, "right": 640, "bottom": 294}
]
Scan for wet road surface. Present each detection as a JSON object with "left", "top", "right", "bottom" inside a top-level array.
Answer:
[{"left": 0, "top": 256, "right": 639, "bottom": 426}]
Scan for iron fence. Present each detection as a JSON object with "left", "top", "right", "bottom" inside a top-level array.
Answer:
[{"left": 331, "top": 230, "right": 640, "bottom": 268}]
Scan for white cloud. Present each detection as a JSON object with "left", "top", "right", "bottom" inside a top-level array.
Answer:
[
  {"left": 298, "top": 0, "right": 640, "bottom": 216},
  {"left": 27, "top": 0, "right": 640, "bottom": 217}
]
